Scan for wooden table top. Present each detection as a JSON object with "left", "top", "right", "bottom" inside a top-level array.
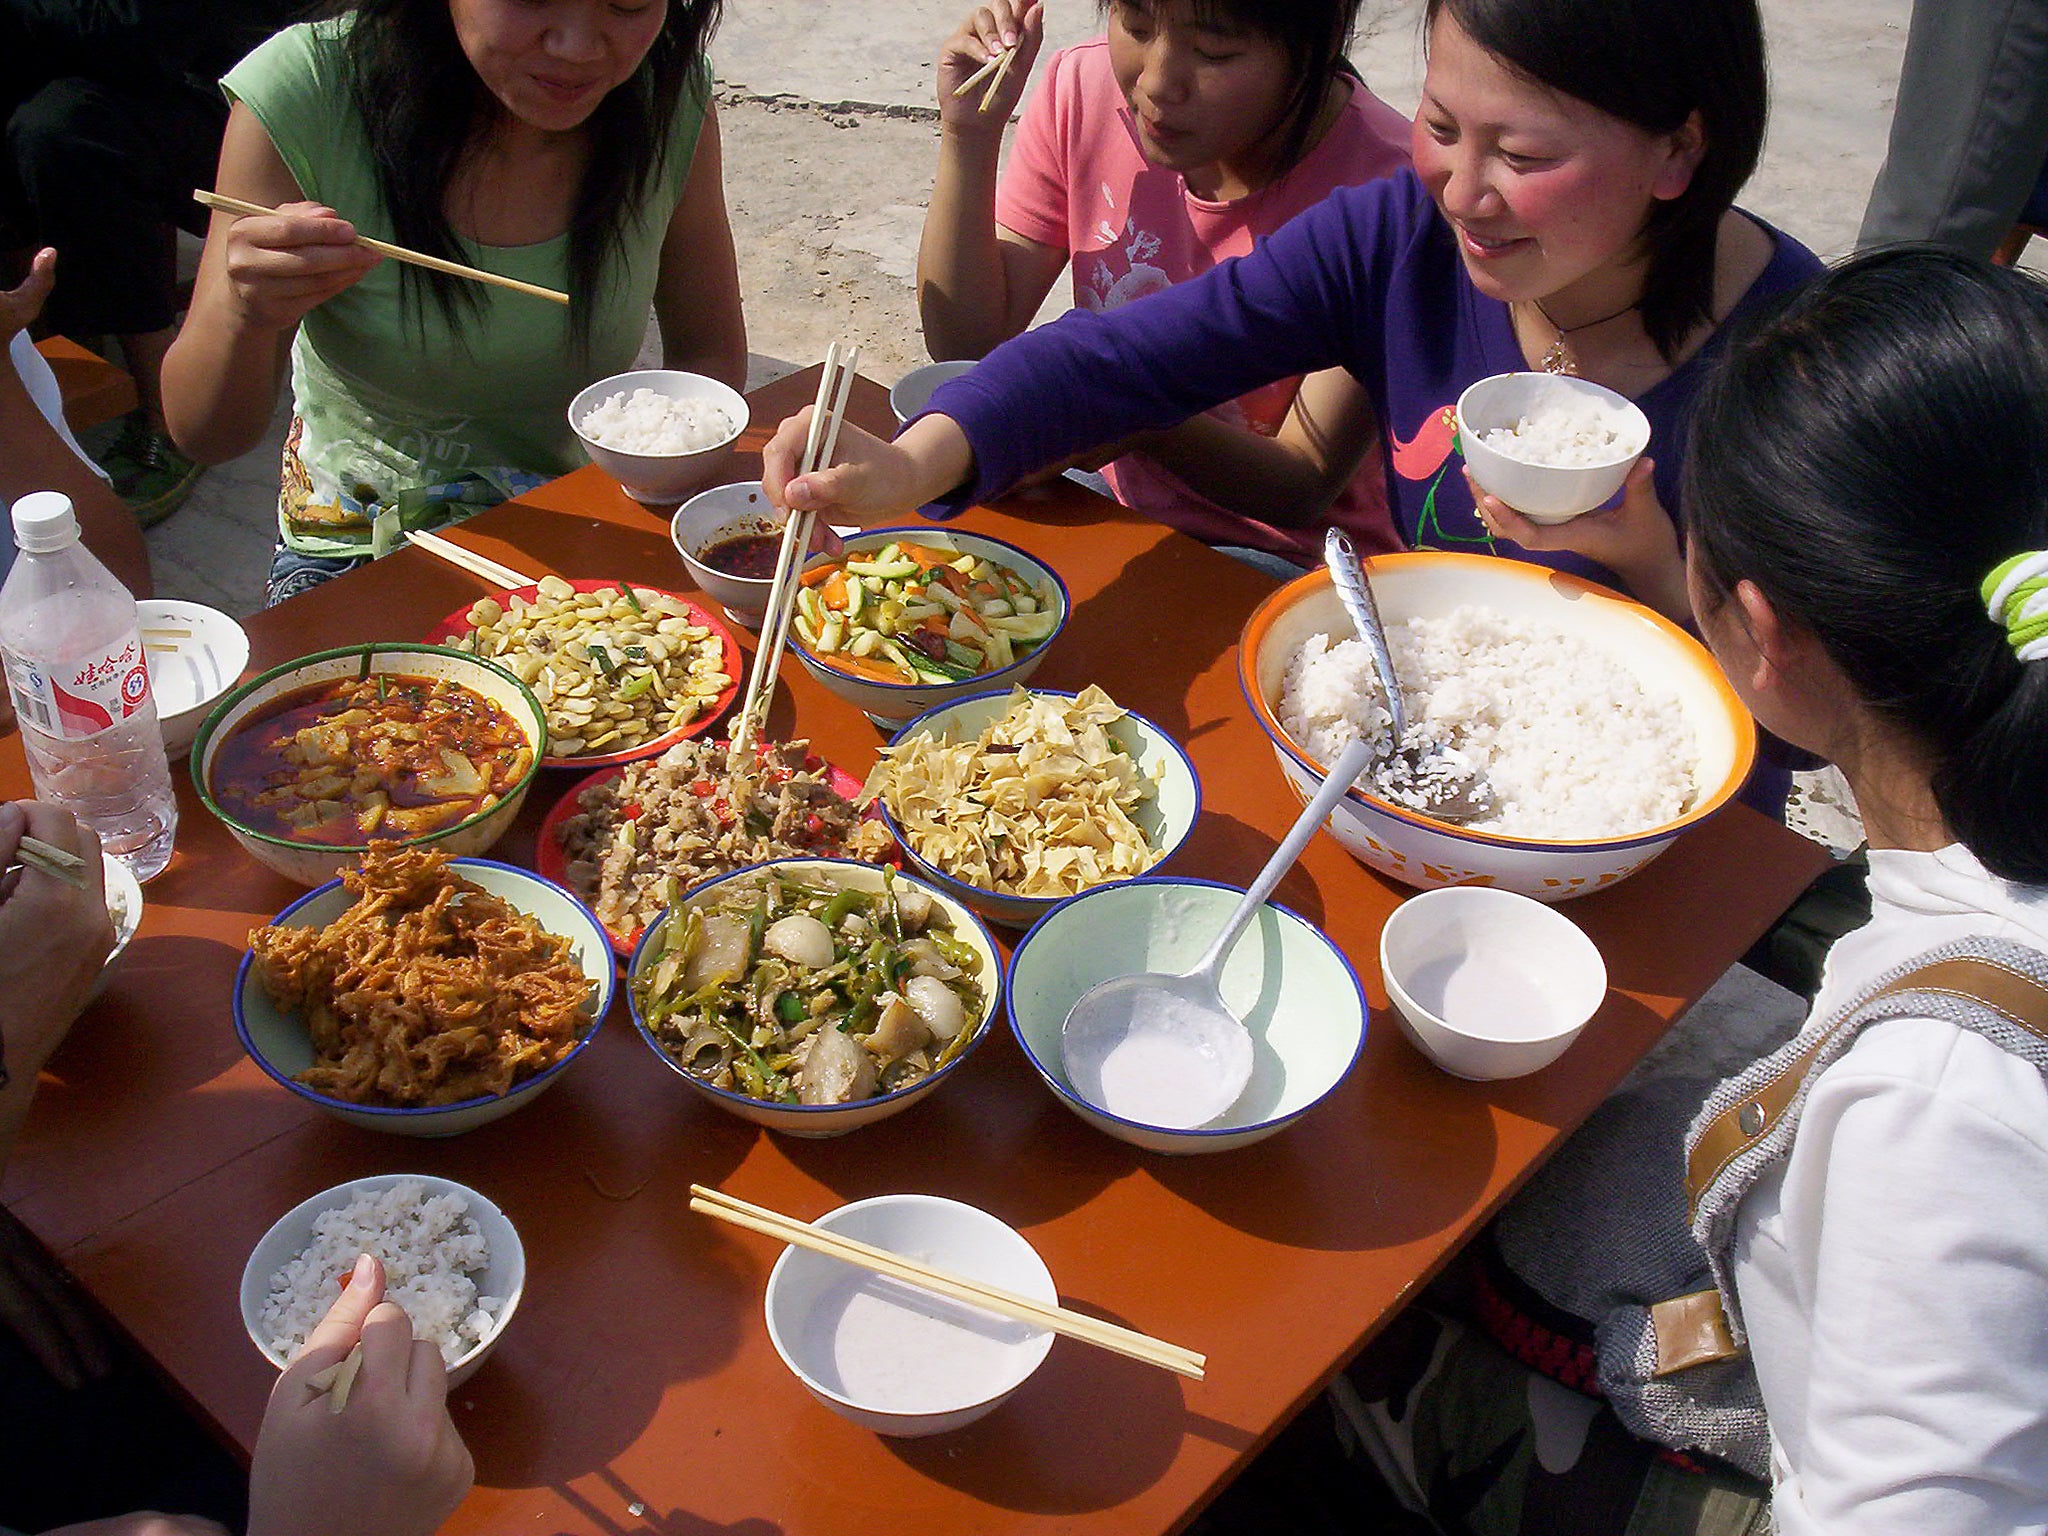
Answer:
[
  {"left": 1, "top": 367, "right": 1831, "bottom": 1536},
  {"left": 38, "top": 336, "right": 138, "bottom": 434}
]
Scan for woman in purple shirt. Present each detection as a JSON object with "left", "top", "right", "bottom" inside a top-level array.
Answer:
[{"left": 766, "top": 0, "right": 1820, "bottom": 628}]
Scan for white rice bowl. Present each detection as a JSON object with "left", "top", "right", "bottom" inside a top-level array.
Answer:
[
  {"left": 579, "top": 387, "right": 736, "bottom": 455},
  {"left": 251, "top": 1178, "right": 516, "bottom": 1372},
  {"left": 1277, "top": 606, "right": 1697, "bottom": 841}
]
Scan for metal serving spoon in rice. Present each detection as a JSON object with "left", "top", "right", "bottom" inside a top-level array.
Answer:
[{"left": 1323, "top": 530, "right": 1494, "bottom": 825}]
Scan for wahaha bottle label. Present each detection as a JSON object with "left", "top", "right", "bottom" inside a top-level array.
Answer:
[{"left": 4, "top": 638, "right": 151, "bottom": 740}]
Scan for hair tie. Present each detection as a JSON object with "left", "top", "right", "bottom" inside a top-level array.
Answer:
[{"left": 1983, "top": 551, "right": 2048, "bottom": 662}]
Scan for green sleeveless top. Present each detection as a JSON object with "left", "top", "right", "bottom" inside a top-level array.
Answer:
[{"left": 224, "top": 20, "right": 709, "bottom": 555}]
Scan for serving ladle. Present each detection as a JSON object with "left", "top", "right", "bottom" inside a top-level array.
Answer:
[
  {"left": 1059, "top": 733, "right": 1378, "bottom": 1130},
  {"left": 1323, "top": 529, "right": 1494, "bottom": 824}
]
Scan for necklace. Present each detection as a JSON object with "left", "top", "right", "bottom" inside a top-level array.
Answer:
[{"left": 1528, "top": 296, "right": 1640, "bottom": 376}]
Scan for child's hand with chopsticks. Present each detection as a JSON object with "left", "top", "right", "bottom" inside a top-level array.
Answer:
[
  {"left": 248, "top": 1254, "right": 473, "bottom": 1536},
  {"left": 764, "top": 409, "right": 974, "bottom": 523},
  {"left": 0, "top": 802, "right": 111, "bottom": 1085},
  {"left": 216, "top": 199, "right": 383, "bottom": 334},
  {"left": 938, "top": 1, "right": 1044, "bottom": 127}
]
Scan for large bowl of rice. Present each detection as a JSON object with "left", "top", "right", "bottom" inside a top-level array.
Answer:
[
  {"left": 1238, "top": 553, "right": 1756, "bottom": 901},
  {"left": 569, "top": 368, "right": 750, "bottom": 505},
  {"left": 239, "top": 1174, "right": 525, "bottom": 1390}
]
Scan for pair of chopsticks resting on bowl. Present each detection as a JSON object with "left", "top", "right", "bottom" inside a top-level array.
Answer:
[
  {"left": 954, "top": 43, "right": 1020, "bottom": 113},
  {"left": 193, "top": 190, "right": 569, "bottom": 307},
  {"left": 6, "top": 835, "right": 91, "bottom": 890},
  {"left": 731, "top": 342, "right": 862, "bottom": 756},
  {"left": 401, "top": 529, "right": 540, "bottom": 592},
  {"left": 690, "top": 1185, "right": 1207, "bottom": 1380}
]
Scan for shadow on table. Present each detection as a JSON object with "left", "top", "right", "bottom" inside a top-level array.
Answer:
[
  {"left": 882, "top": 1303, "right": 1193, "bottom": 1515},
  {"left": 547, "top": 1468, "right": 785, "bottom": 1536},
  {"left": 68, "top": 936, "right": 251, "bottom": 1096}
]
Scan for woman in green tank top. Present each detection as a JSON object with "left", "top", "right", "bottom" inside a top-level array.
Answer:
[{"left": 163, "top": 0, "right": 747, "bottom": 603}]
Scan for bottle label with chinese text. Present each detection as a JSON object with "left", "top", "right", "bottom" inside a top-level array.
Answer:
[{"left": 3, "top": 638, "right": 152, "bottom": 740}]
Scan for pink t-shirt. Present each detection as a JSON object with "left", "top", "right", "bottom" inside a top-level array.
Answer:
[{"left": 994, "top": 38, "right": 1410, "bottom": 559}]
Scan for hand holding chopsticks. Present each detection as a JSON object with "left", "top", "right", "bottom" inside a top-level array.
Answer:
[
  {"left": 732, "top": 342, "right": 861, "bottom": 756},
  {"left": 194, "top": 190, "right": 570, "bottom": 306},
  {"left": 691, "top": 1185, "right": 1207, "bottom": 1380},
  {"left": 9, "top": 834, "right": 91, "bottom": 890}
]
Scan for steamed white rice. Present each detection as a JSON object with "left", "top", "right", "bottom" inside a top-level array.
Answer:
[
  {"left": 580, "top": 387, "right": 734, "bottom": 455},
  {"left": 259, "top": 1180, "right": 502, "bottom": 1369},
  {"left": 1479, "top": 393, "right": 1643, "bottom": 468},
  {"left": 1278, "top": 605, "right": 1697, "bottom": 839}
]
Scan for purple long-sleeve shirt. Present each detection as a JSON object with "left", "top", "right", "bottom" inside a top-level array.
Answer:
[{"left": 923, "top": 168, "right": 1821, "bottom": 588}]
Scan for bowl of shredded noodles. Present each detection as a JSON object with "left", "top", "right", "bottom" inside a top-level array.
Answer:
[
  {"left": 864, "top": 686, "right": 1202, "bottom": 929},
  {"left": 234, "top": 845, "right": 615, "bottom": 1136}
]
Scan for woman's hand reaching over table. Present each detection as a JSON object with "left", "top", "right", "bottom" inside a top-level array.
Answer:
[
  {"left": 764, "top": 408, "right": 976, "bottom": 523},
  {"left": 247, "top": 1253, "right": 473, "bottom": 1536},
  {"left": 1469, "top": 459, "right": 1691, "bottom": 623}
]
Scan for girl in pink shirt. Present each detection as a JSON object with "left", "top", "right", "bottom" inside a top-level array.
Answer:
[{"left": 919, "top": 0, "right": 1411, "bottom": 563}]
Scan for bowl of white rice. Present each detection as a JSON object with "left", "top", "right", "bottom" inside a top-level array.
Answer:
[
  {"left": 240, "top": 1174, "right": 524, "bottom": 1389},
  {"left": 569, "top": 369, "right": 750, "bottom": 506},
  {"left": 1455, "top": 372, "right": 1650, "bottom": 523},
  {"left": 1238, "top": 553, "right": 1756, "bottom": 901}
]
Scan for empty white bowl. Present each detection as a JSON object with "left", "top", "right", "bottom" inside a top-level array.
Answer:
[
  {"left": 138, "top": 599, "right": 249, "bottom": 760},
  {"left": 890, "top": 360, "right": 978, "bottom": 425},
  {"left": 1378, "top": 885, "right": 1607, "bottom": 1080},
  {"left": 239, "top": 1173, "right": 525, "bottom": 1390},
  {"left": 764, "top": 1193, "right": 1055, "bottom": 1436},
  {"left": 1007, "top": 877, "right": 1367, "bottom": 1152},
  {"left": 569, "top": 369, "right": 750, "bottom": 505},
  {"left": 670, "top": 481, "right": 780, "bottom": 628},
  {"left": 1455, "top": 372, "right": 1650, "bottom": 523}
]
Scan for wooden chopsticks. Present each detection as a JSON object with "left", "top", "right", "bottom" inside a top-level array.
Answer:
[
  {"left": 732, "top": 342, "right": 860, "bottom": 756},
  {"left": 953, "top": 45, "right": 1018, "bottom": 113},
  {"left": 402, "top": 529, "right": 539, "bottom": 592},
  {"left": 690, "top": 1184, "right": 1206, "bottom": 1381},
  {"left": 193, "top": 190, "right": 570, "bottom": 306},
  {"left": 11, "top": 835, "right": 91, "bottom": 889}
]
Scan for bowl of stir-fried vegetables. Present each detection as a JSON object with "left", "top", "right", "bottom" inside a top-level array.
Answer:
[
  {"left": 790, "top": 529, "right": 1068, "bottom": 727},
  {"left": 626, "top": 858, "right": 1002, "bottom": 1136}
]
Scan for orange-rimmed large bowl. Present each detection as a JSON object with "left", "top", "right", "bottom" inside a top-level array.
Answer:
[{"left": 1237, "top": 553, "right": 1756, "bottom": 901}]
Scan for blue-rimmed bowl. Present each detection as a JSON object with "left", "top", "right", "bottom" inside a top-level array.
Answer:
[
  {"left": 790, "top": 528, "right": 1070, "bottom": 729},
  {"left": 1007, "top": 877, "right": 1367, "bottom": 1154},
  {"left": 1238, "top": 555, "right": 1757, "bottom": 901},
  {"left": 234, "top": 859, "right": 613, "bottom": 1137},
  {"left": 626, "top": 857, "right": 1002, "bottom": 1137},
  {"left": 873, "top": 689, "right": 1201, "bottom": 930}
]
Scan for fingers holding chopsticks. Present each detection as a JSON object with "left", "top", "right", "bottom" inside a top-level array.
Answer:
[
  {"left": 209, "top": 197, "right": 383, "bottom": 331},
  {"left": 939, "top": 1, "right": 1043, "bottom": 123}
]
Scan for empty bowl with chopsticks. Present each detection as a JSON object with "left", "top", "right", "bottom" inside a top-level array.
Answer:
[
  {"left": 240, "top": 1173, "right": 525, "bottom": 1391},
  {"left": 138, "top": 599, "right": 249, "bottom": 760},
  {"left": 1455, "top": 372, "right": 1650, "bottom": 524},
  {"left": 670, "top": 481, "right": 782, "bottom": 628},
  {"left": 570, "top": 368, "right": 750, "bottom": 505},
  {"left": 1379, "top": 885, "right": 1608, "bottom": 1079},
  {"left": 1007, "top": 877, "right": 1367, "bottom": 1153},
  {"left": 761, "top": 1192, "right": 1056, "bottom": 1436},
  {"left": 889, "top": 360, "right": 978, "bottom": 426}
]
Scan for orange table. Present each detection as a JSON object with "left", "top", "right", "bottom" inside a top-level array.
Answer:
[
  {"left": 37, "top": 335, "right": 137, "bottom": 433},
  {"left": 2, "top": 368, "right": 1830, "bottom": 1535}
]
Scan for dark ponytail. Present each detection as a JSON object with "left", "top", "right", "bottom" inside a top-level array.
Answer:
[{"left": 1682, "top": 247, "right": 2048, "bottom": 883}]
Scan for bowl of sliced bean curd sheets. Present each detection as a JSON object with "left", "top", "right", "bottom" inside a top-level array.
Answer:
[
  {"left": 193, "top": 643, "right": 546, "bottom": 887},
  {"left": 790, "top": 529, "right": 1068, "bottom": 728},
  {"left": 627, "top": 858, "right": 1002, "bottom": 1136},
  {"left": 423, "top": 576, "right": 740, "bottom": 768}
]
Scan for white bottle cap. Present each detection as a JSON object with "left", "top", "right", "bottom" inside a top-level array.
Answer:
[{"left": 11, "top": 491, "right": 80, "bottom": 554}]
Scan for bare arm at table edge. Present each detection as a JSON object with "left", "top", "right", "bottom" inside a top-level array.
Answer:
[
  {"left": 654, "top": 105, "right": 747, "bottom": 392},
  {"left": 763, "top": 411, "right": 975, "bottom": 522},
  {"left": 3, "top": 257, "right": 151, "bottom": 597},
  {"left": 918, "top": 2, "right": 1065, "bottom": 359},
  {"left": 163, "top": 103, "right": 380, "bottom": 466}
]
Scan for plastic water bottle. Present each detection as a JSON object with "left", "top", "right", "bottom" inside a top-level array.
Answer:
[{"left": 0, "top": 491, "right": 177, "bottom": 881}]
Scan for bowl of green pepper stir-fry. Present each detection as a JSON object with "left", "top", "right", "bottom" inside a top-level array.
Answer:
[{"left": 626, "top": 858, "right": 1002, "bottom": 1135}]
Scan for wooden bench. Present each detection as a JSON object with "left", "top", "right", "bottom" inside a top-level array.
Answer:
[{"left": 35, "top": 335, "right": 136, "bottom": 433}]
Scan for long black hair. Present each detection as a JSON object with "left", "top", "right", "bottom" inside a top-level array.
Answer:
[
  {"left": 336, "top": 0, "right": 722, "bottom": 348},
  {"left": 1424, "top": 0, "right": 1767, "bottom": 363},
  {"left": 1683, "top": 247, "right": 2048, "bottom": 884},
  {"left": 1102, "top": 0, "right": 1367, "bottom": 178}
]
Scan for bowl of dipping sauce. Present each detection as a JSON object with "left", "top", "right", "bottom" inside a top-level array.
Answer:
[
  {"left": 1455, "top": 372, "right": 1650, "bottom": 524},
  {"left": 671, "top": 481, "right": 783, "bottom": 628},
  {"left": 570, "top": 369, "right": 750, "bottom": 506},
  {"left": 1378, "top": 885, "right": 1607, "bottom": 1080},
  {"left": 763, "top": 1193, "right": 1055, "bottom": 1436},
  {"left": 890, "top": 360, "right": 978, "bottom": 426}
]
